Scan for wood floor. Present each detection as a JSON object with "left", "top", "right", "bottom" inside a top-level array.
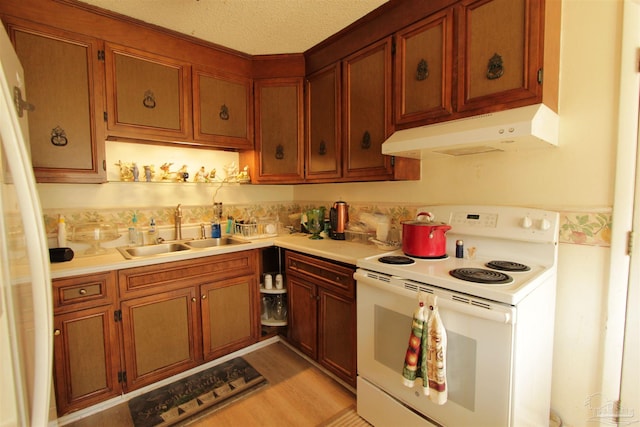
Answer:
[{"left": 65, "top": 342, "right": 358, "bottom": 427}]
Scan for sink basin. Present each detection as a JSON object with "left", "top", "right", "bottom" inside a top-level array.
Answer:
[
  {"left": 184, "top": 237, "right": 246, "bottom": 249},
  {"left": 118, "top": 242, "right": 191, "bottom": 259}
]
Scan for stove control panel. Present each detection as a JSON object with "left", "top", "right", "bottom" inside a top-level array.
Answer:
[
  {"left": 450, "top": 211, "right": 498, "bottom": 228},
  {"left": 420, "top": 205, "right": 559, "bottom": 244}
]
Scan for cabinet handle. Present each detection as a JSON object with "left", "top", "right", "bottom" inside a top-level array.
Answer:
[
  {"left": 361, "top": 131, "right": 371, "bottom": 149},
  {"left": 78, "top": 288, "right": 87, "bottom": 295},
  {"left": 219, "top": 104, "right": 229, "bottom": 120},
  {"left": 275, "top": 144, "right": 285, "bottom": 160},
  {"left": 416, "top": 58, "right": 429, "bottom": 81},
  {"left": 318, "top": 140, "right": 327, "bottom": 155},
  {"left": 53, "top": 329, "right": 61, "bottom": 336},
  {"left": 143, "top": 90, "right": 156, "bottom": 109},
  {"left": 191, "top": 297, "right": 197, "bottom": 302},
  {"left": 50, "top": 126, "right": 68, "bottom": 146},
  {"left": 201, "top": 294, "right": 207, "bottom": 300},
  {"left": 487, "top": 53, "right": 504, "bottom": 80}
]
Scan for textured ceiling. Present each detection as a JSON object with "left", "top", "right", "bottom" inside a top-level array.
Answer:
[{"left": 77, "top": 0, "right": 389, "bottom": 55}]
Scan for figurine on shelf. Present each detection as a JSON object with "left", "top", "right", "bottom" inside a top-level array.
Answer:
[
  {"left": 178, "top": 164, "right": 189, "bottom": 182},
  {"left": 224, "top": 161, "right": 238, "bottom": 182},
  {"left": 209, "top": 168, "right": 217, "bottom": 181},
  {"left": 237, "top": 165, "right": 250, "bottom": 183},
  {"left": 115, "top": 160, "right": 134, "bottom": 181},
  {"left": 132, "top": 163, "right": 139, "bottom": 182},
  {"left": 159, "top": 162, "right": 175, "bottom": 181},
  {"left": 194, "top": 166, "right": 207, "bottom": 183},
  {"left": 144, "top": 165, "right": 154, "bottom": 182}
]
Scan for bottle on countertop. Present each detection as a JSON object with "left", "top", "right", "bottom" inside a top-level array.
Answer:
[
  {"left": 57, "top": 214, "right": 66, "bottom": 247},
  {"left": 148, "top": 218, "right": 158, "bottom": 243},
  {"left": 211, "top": 217, "right": 221, "bottom": 238},
  {"left": 129, "top": 214, "right": 142, "bottom": 246}
]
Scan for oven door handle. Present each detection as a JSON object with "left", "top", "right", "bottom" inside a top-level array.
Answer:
[{"left": 355, "top": 271, "right": 516, "bottom": 325}]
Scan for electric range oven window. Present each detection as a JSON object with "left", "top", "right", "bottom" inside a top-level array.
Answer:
[{"left": 373, "top": 305, "right": 477, "bottom": 411}]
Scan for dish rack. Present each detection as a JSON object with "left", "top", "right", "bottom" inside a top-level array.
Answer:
[{"left": 233, "top": 217, "right": 278, "bottom": 240}]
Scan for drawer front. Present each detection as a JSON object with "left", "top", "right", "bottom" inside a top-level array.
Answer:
[
  {"left": 53, "top": 271, "right": 116, "bottom": 314},
  {"left": 119, "top": 250, "right": 258, "bottom": 298},
  {"left": 285, "top": 251, "right": 355, "bottom": 296}
]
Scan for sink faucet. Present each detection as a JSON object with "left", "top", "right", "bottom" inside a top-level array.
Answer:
[{"left": 175, "top": 204, "right": 182, "bottom": 240}]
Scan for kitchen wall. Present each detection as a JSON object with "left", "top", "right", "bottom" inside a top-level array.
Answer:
[{"left": 35, "top": 1, "right": 631, "bottom": 426}]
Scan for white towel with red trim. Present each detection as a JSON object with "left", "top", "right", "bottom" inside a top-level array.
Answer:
[{"left": 401, "top": 292, "right": 448, "bottom": 405}]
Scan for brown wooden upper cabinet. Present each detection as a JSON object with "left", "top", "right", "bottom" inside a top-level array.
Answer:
[
  {"left": 305, "top": 63, "right": 341, "bottom": 182},
  {"left": 105, "top": 43, "right": 192, "bottom": 143},
  {"left": 456, "top": 0, "right": 543, "bottom": 112},
  {"left": 394, "top": 9, "right": 454, "bottom": 125},
  {"left": 343, "top": 37, "right": 394, "bottom": 180},
  {"left": 252, "top": 78, "right": 304, "bottom": 183},
  {"left": 193, "top": 66, "right": 253, "bottom": 150},
  {"left": 5, "top": 17, "right": 107, "bottom": 183}
]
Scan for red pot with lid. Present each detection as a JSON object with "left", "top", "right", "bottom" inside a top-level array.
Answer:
[{"left": 401, "top": 212, "right": 452, "bottom": 258}]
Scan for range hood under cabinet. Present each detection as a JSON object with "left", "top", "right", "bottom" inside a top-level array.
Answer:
[{"left": 382, "top": 104, "right": 559, "bottom": 158}]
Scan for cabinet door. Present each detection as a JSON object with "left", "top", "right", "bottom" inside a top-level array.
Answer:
[
  {"left": 286, "top": 276, "right": 317, "bottom": 359},
  {"left": 6, "top": 18, "right": 106, "bottom": 183},
  {"left": 105, "top": 43, "right": 192, "bottom": 142},
  {"left": 193, "top": 66, "right": 253, "bottom": 150},
  {"left": 120, "top": 288, "right": 200, "bottom": 392},
  {"left": 200, "top": 275, "right": 259, "bottom": 361},
  {"left": 53, "top": 305, "right": 120, "bottom": 416},
  {"left": 253, "top": 78, "right": 304, "bottom": 183},
  {"left": 306, "top": 63, "right": 341, "bottom": 181},
  {"left": 318, "top": 287, "right": 356, "bottom": 387},
  {"left": 456, "top": 0, "right": 543, "bottom": 112},
  {"left": 343, "top": 37, "right": 393, "bottom": 180},
  {"left": 394, "top": 9, "right": 454, "bottom": 126}
]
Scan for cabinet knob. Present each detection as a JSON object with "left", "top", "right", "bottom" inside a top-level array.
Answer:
[
  {"left": 53, "top": 329, "right": 61, "bottom": 336},
  {"left": 201, "top": 294, "right": 207, "bottom": 300},
  {"left": 191, "top": 297, "right": 197, "bottom": 302},
  {"left": 79, "top": 288, "right": 87, "bottom": 295}
]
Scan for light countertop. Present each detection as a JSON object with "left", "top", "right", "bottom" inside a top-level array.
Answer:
[{"left": 49, "top": 234, "right": 389, "bottom": 279}]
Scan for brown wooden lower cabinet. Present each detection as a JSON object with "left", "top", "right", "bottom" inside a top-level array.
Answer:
[
  {"left": 52, "top": 272, "right": 120, "bottom": 416},
  {"left": 120, "top": 287, "right": 200, "bottom": 392},
  {"left": 201, "top": 275, "right": 258, "bottom": 361},
  {"left": 52, "top": 250, "right": 260, "bottom": 415},
  {"left": 285, "top": 250, "right": 356, "bottom": 387}
]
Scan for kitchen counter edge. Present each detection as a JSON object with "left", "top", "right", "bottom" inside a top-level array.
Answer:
[{"left": 49, "top": 234, "right": 389, "bottom": 279}]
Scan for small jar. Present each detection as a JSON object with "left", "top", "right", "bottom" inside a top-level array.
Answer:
[
  {"left": 275, "top": 274, "right": 283, "bottom": 289},
  {"left": 264, "top": 274, "right": 273, "bottom": 289}
]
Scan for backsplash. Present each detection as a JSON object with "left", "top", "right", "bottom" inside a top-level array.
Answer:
[{"left": 43, "top": 203, "right": 612, "bottom": 248}]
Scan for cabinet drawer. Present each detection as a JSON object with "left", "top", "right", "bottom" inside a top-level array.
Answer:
[
  {"left": 119, "top": 250, "right": 258, "bottom": 298},
  {"left": 285, "top": 251, "right": 355, "bottom": 297},
  {"left": 53, "top": 272, "right": 116, "bottom": 314}
]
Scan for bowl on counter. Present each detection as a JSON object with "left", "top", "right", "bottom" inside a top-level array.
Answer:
[{"left": 69, "top": 222, "right": 120, "bottom": 255}]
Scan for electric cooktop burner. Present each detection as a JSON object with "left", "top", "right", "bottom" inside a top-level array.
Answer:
[
  {"left": 450, "top": 268, "right": 513, "bottom": 285},
  {"left": 378, "top": 256, "right": 415, "bottom": 265},
  {"left": 486, "top": 260, "right": 531, "bottom": 272}
]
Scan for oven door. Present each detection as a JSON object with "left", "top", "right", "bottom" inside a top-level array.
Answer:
[{"left": 355, "top": 269, "right": 517, "bottom": 427}]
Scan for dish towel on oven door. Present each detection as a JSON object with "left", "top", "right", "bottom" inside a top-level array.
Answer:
[{"left": 402, "top": 292, "right": 448, "bottom": 404}]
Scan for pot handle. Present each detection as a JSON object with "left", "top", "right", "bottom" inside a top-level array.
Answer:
[{"left": 416, "top": 211, "right": 435, "bottom": 222}]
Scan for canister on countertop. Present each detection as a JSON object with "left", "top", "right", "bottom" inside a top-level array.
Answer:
[{"left": 456, "top": 240, "right": 464, "bottom": 258}]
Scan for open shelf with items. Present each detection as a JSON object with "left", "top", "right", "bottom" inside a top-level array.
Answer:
[{"left": 259, "top": 247, "right": 287, "bottom": 338}]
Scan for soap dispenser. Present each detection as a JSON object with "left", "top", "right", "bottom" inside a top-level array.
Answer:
[{"left": 148, "top": 218, "right": 158, "bottom": 244}]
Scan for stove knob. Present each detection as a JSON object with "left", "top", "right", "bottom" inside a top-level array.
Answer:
[
  {"left": 539, "top": 218, "right": 551, "bottom": 231},
  {"left": 521, "top": 216, "right": 533, "bottom": 229}
]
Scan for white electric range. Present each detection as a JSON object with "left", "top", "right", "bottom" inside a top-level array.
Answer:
[{"left": 355, "top": 205, "right": 559, "bottom": 427}]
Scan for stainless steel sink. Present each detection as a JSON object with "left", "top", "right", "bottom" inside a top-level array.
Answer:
[
  {"left": 117, "top": 242, "right": 191, "bottom": 259},
  {"left": 184, "top": 237, "right": 245, "bottom": 249}
]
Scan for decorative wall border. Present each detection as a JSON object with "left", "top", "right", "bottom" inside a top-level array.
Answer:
[{"left": 43, "top": 204, "right": 613, "bottom": 248}]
